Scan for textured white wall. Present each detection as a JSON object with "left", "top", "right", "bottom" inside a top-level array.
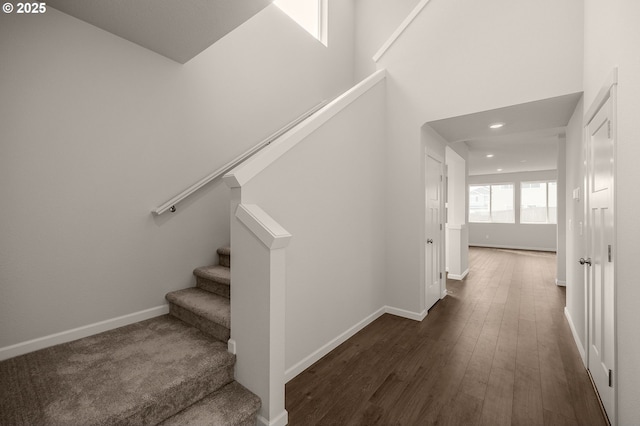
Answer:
[
  {"left": 241, "top": 82, "right": 387, "bottom": 372},
  {"left": 0, "top": 2, "right": 355, "bottom": 348},
  {"left": 584, "top": 0, "right": 640, "bottom": 422},
  {"left": 377, "top": 0, "right": 583, "bottom": 313}
]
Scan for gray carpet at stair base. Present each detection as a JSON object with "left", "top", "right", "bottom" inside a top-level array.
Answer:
[{"left": 0, "top": 315, "right": 235, "bottom": 425}]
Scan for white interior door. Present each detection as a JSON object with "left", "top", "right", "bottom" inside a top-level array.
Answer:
[
  {"left": 425, "top": 154, "right": 443, "bottom": 310},
  {"left": 585, "top": 93, "right": 615, "bottom": 422}
]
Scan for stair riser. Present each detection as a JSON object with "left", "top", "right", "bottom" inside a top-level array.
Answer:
[
  {"left": 132, "top": 364, "right": 234, "bottom": 426},
  {"left": 158, "top": 381, "right": 261, "bottom": 426},
  {"left": 196, "top": 276, "right": 230, "bottom": 299},
  {"left": 169, "top": 304, "right": 230, "bottom": 342}
]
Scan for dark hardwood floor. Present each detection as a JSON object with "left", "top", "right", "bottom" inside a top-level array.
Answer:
[{"left": 285, "top": 247, "right": 607, "bottom": 425}]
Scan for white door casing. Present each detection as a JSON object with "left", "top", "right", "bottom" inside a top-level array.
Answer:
[
  {"left": 585, "top": 82, "right": 616, "bottom": 424},
  {"left": 425, "top": 153, "right": 444, "bottom": 310}
]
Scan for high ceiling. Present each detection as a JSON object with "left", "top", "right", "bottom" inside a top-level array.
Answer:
[
  {"left": 428, "top": 93, "right": 582, "bottom": 176},
  {"left": 47, "top": 0, "right": 273, "bottom": 64}
]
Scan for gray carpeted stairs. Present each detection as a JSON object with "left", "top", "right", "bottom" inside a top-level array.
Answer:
[
  {"left": 0, "top": 247, "right": 261, "bottom": 426},
  {"left": 165, "top": 247, "right": 232, "bottom": 342}
]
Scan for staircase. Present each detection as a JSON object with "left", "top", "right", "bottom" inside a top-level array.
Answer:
[
  {"left": 166, "top": 247, "right": 232, "bottom": 343},
  {"left": 0, "top": 247, "right": 261, "bottom": 426}
]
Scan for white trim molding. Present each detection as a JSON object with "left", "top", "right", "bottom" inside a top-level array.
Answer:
[
  {"left": 0, "top": 305, "right": 169, "bottom": 361},
  {"left": 285, "top": 304, "right": 429, "bottom": 383},
  {"left": 257, "top": 410, "right": 288, "bottom": 426},
  {"left": 385, "top": 305, "right": 428, "bottom": 322},
  {"left": 373, "top": 0, "right": 432, "bottom": 62},
  {"left": 469, "top": 244, "right": 556, "bottom": 252},
  {"left": 285, "top": 307, "right": 386, "bottom": 382},
  {"left": 564, "top": 307, "right": 587, "bottom": 367},
  {"left": 584, "top": 67, "right": 618, "bottom": 124},
  {"left": 448, "top": 269, "right": 469, "bottom": 281},
  {"left": 235, "top": 204, "right": 292, "bottom": 249},
  {"left": 227, "top": 339, "right": 237, "bottom": 355},
  {"left": 224, "top": 70, "right": 386, "bottom": 189}
]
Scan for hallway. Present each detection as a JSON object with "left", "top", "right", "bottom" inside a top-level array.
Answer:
[{"left": 286, "top": 247, "right": 607, "bottom": 425}]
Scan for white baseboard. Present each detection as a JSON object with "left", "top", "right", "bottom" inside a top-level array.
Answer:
[
  {"left": 469, "top": 244, "right": 556, "bottom": 252},
  {"left": 556, "top": 279, "right": 567, "bottom": 287},
  {"left": 385, "top": 305, "right": 428, "bottom": 322},
  {"left": 284, "top": 307, "right": 386, "bottom": 382},
  {"left": 0, "top": 305, "right": 169, "bottom": 361},
  {"left": 564, "top": 306, "right": 587, "bottom": 367},
  {"left": 448, "top": 269, "right": 469, "bottom": 280},
  {"left": 227, "top": 339, "right": 237, "bottom": 355},
  {"left": 257, "top": 409, "right": 288, "bottom": 426}
]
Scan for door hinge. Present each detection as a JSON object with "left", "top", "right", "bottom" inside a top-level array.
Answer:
[
  {"left": 440, "top": 175, "right": 443, "bottom": 182},
  {"left": 440, "top": 224, "right": 443, "bottom": 231},
  {"left": 440, "top": 272, "right": 443, "bottom": 279},
  {"left": 609, "top": 369, "right": 613, "bottom": 387},
  {"left": 608, "top": 245, "right": 612, "bottom": 262}
]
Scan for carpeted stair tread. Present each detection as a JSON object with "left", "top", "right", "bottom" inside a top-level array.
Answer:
[
  {"left": 194, "top": 265, "right": 230, "bottom": 285},
  {"left": 0, "top": 315, "right": 235, "bottom": 426},
  {"left": 166, "top": 287, "right": 230, "bottom": 329},
  {"left": 217, "top": 247, "right": 231, "bottom": 256},
  {"left": 158, "top": 381, "right": 261, "bottom": 426}
]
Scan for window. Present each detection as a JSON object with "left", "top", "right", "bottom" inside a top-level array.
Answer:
[
  {"left": 520, "top": 181, "right": 557, "bottom": 224},
  {"left": 274, "top": 0, "right": 327, "bottom": 45},
  {"left": 469, "top": 184, "right": 515, "bottom": 223}
]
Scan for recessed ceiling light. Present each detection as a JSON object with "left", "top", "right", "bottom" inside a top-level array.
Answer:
[
  {"left": 489, "top": 122, "right": 505, "bottom": 129},
  {"left": 486, "top": 154, "right": 494, "bottom": 158},
  {"left": 520, "top": 160, "right": 527, "bottom": 163},
  {"left": 497, "top": 168, "right": 503, "bottom": 172}
]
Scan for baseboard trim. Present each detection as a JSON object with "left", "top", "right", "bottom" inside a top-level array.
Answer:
[
  {"left": 556, "top": 279, "right": 567, "bottom": 287},
  {"left": 257, "top": 409, "right": 288, "bottom": 426},
  {"left": 385, "top": 305, "right": 428, "bottom": 322},
  {"left": 564, "top": 306, "right": 587, "bottom": 367},
  {"left": 227, "top": 339, "right": 237, "bottom": 355},
  {"left": 448, "top": 269, "right": 469, "bottom": 281},
  {"left": 0, "top": 305, "right": 169, "bottom": 361},
  {"left": 470, "top": 244, "right": 556, "bottom": 252},
  {"left": 284, "top": 307, "right": 386, "bottom": 382}
]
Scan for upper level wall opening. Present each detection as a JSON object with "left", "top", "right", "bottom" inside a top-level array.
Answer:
[{"left": 274, "top": 0, "right": 328, "bottom": 46}]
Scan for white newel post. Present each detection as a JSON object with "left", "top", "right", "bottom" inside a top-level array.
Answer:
[{"left": 228, "top": 189, "right": 290, "bottom": 426}]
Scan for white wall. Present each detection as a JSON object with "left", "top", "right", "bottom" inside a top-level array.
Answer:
[
  {"left": 353, "top": 0, "right": 420, "bottom": 81},
  {"left": 556, "top": 140, "right": 567, "bottom": 284},
  {"left": 445, "top": 146, "right": 469, "bottom": 278},
  {"left": 564, "top": 96, "right": 586, "bottom": 359},
  {"left": 445, "top": 146, "right": 466, "bottom": 226},
  {"left": 239, "top": 81, "right": 388, "bottom": 375},
  {"left": 377, "top": 0, "right": 583, "bottom": 314},
  {"left": 0, "top": 2, "right": 355, "bottom": 349},
  {"left": 583, "top": 1, "right": 640, "bottom": 422},
  {"left": 468, "top": 170, "right": 558, "bottom": 252}
]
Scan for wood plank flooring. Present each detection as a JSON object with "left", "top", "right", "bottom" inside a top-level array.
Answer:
[{"left": 285, "top": 247, "right": 607, "bottom": 425}]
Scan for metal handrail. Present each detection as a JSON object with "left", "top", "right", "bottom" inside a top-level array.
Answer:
[{"left": 152, "top": 101, "right": 327, "bottom": 215}]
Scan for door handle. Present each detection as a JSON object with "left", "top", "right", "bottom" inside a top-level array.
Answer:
[
  {"left": 427, "top": 239, "right": 433, "bottom": 244},
  {"left": 579, "top": 257, "right": 592, "bottom": 266}
]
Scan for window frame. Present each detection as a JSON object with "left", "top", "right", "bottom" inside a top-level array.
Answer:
[
  {"left": 519, "top": 180, "right": 557, "bottom": 224},
  {"left": 468, "top": 183, "right": 515, "bottom": 224}
]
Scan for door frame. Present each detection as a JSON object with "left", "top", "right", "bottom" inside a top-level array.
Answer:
[
  {"left": 583, "top": 67, "right": 618, "bottom": 425},
  {"left": 423, "top": 146, "right": 446, "bottom": 312}
]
